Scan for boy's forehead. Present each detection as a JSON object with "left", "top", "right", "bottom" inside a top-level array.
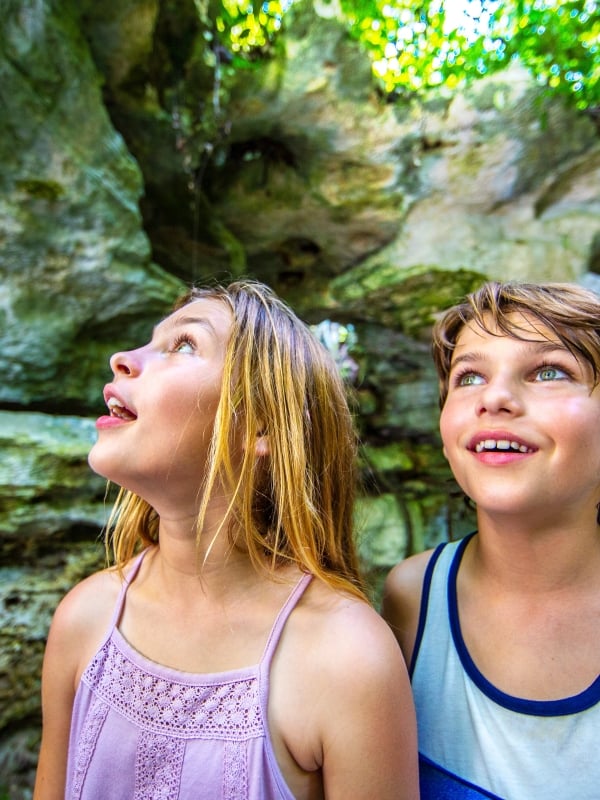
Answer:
[
  {"left": 456, "top": 311, "right": 561, "bottom": 347},
  {"left": 450, "top": 313, "right": 569, "bottom": 365}
]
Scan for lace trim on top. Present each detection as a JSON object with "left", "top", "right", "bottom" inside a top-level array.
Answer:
[
  {"left": 81, "top": 634, "right": 263, "bottom": 741},
  {"left": 223, "top": 739, "right": 249, "bottom": 798},
  {"left": 70, "top": 694, "right": 109, "bottom": 798},
  {"left": 135, "top": 731, "right": 185, "bottom": 800}
]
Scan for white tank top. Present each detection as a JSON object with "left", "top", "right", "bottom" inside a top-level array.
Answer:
[{"left": 411, "top": 533, "right": 600, "bottom": 800}]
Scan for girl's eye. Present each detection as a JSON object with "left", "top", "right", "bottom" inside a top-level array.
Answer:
[
  {"left": 534, "top": 365, "right": 568, "bottom": 382},
  {"left": 171, "top": 335, "right": 196, "bottom": 354}
]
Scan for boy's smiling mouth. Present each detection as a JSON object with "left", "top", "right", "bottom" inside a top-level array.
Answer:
[
  {"left": 468, "top": 432, "right": 537, "bottom": 455},
  {"left": 474, "top": 439, "right": 533, "bottom": 454}
]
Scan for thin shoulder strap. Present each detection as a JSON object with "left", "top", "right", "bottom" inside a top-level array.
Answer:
[
  {"left": 106, "top": 548, "right": 149, "bottom": 631},
  {"left": 260, "top": 572, "right": 313, "bottom": 668}
]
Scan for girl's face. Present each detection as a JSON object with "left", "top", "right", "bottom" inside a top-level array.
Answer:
[
  {"left": 440, "top": 313, "right": 600, "bottom": 524},
  {"left": 89, "top": 297, "right": 233, "bottom": 515}
]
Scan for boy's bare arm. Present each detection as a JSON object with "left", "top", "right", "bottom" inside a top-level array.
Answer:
[{"left": 382, "top": 550, "right": 434, "bottom": 668}]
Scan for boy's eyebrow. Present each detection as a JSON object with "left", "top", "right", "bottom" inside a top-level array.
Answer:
[
  {"left": 450, "top": 340, "right": 572, "bottom": 370},
  {"left": 449, "top": 351, "right": 485, "bottom": 370}
]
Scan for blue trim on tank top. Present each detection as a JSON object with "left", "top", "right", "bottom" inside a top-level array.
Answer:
[
  {"left": 409, "top": 541, "right": 446, "bottom": 678},
  {"left": 448, "top": 533, "right": 600, "bottom": 716},
  {"left": 419, "top": 753, "right": 505, "bottom": 799}
]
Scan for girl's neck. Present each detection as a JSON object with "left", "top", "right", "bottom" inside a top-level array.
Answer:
[
  {"left": 144, "top": 506, "right": 266, "bottom": 600},
  {"left": 141, "top": 537, "right": 270, "bottom": 609}
]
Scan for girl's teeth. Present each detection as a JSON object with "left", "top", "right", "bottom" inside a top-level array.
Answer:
[{"left": 107, "top": 397, "right": 136, "bottom": 420}]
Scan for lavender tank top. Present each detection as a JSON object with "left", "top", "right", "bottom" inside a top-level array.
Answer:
[{"left": 65, "top": 550, "right": 312, "bottom": 800}]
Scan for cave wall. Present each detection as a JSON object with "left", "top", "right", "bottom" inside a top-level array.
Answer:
[{"left": 1, "top": 1, "right": 599, "bottom": 795}]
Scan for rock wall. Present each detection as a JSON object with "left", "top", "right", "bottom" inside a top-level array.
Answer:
[{"left": 1, "top": 0, "right": 599, "bottom": 795}]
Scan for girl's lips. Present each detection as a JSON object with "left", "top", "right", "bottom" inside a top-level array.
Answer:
[
  {"left": 102, "top": 385, "right": 138, "bottom": 421},
  {"left": 95, "top": 414, "right": 134, "bottom": 430}
]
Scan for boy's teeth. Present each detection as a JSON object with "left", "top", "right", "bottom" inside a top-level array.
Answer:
[{"left": 475, "top": 439, "right": 530, "bottom": 453}]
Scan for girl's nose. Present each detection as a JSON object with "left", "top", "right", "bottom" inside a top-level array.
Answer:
[{"left": 109, "top": 349, "right": 142, "bottom": 377}]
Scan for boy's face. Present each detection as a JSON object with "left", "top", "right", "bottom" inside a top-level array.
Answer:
[{"left": 440, "top": 313, "right": 600, "bottom": 524}]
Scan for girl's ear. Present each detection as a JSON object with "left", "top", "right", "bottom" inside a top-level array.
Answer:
[{"left": 254, "top": 434, "right": 270, "bottom": 458}]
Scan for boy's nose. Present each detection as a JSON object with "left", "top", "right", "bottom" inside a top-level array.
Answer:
[{"left": 476, "top": 378, "right": 523, "bottom": 416}]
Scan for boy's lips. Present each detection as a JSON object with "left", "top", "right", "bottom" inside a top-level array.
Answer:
[{"left": 467, "top": 431, "right": 537, "bottom": 454}]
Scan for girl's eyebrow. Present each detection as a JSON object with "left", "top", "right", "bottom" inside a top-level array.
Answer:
[{"left": 153, "top": 314, "right": 218, "bottom": 341}]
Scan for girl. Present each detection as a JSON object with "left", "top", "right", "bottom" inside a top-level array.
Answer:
[
  {"left": 34, "top": 280, "right": 418, "bottom": 800},
  {"left": 383, "top": 281, "right": 600, "bottom": 800}
]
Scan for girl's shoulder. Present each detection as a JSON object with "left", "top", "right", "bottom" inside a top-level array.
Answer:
[
  {"left": 56, "top": 566, "right": 121, "bottom": 622},
  {"left": 269, "top": 576, "right": 419, "bottom": 797},
  {"left": 48, "top": 555, "right": 144, "bottom": 682},
  {"left": 291, "top": 577, "right": 405, "bottom": 674},
  {"left": 50, "top": 569, "right": 118, "bottom": 651},
  {"left": 55, "top": 548, "right": 149, "bottom": 628}
]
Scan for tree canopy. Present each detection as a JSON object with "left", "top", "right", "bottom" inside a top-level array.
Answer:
[{"left": 210, "top": 0, "right": 600, "bottom": 110}]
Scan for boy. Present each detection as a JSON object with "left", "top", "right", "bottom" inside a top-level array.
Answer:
[{"left": 384, "top": 281, "right": 600, "bottom": 799}]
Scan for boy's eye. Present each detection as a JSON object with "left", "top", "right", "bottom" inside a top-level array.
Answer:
[
  {"left": 535, "top": 365, "right": 568, "bottom": 382},
  {"left": 457, "top": 371, "right": 485, "bottom": 387}
]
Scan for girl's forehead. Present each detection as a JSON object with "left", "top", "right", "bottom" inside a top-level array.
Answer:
[{"left": 161, "top": 297, "right": 233, "bottom": 337}]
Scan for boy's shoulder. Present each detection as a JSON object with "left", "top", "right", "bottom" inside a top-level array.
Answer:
[
  {"left": 382, "top": 549, "right": 437, "bottom": 664},
  {"left": 384, "top": 548, "right": 437, "bottom": 605}
]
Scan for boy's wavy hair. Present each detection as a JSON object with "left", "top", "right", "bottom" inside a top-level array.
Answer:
[
  {"left": 105, "top": 280, "right": 366, "bottom": 599},
  {"left": 432, "top": 281, "right": 600, "bottom": 407}
]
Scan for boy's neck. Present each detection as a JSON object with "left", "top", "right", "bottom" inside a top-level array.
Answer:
[{"left": 468, "top": 514, "right": 600, "bottom": 593}]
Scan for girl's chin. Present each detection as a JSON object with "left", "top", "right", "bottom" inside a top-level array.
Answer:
[
  {"left": 87, "top": 451, "right": 134, "bottom": 491},
  {"left": 87, "top": 448, "right": 106, "bottom": 477}
]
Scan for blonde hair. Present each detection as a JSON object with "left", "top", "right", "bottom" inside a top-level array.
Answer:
[
  {"left": 105, "top": 280, "right": 366, "bottom": 599},
  {"left": 433, "top": 281, "right": 600, "bottom": 406}
]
